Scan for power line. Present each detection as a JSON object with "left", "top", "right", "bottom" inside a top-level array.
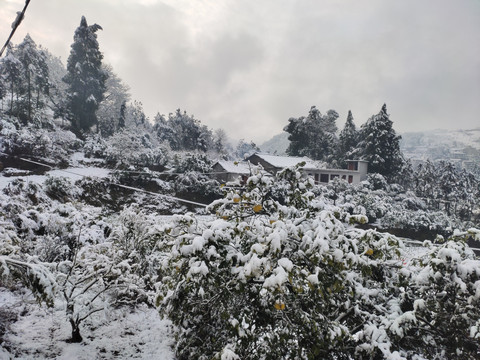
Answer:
[{"left": 0, "top": 0, "right": 32, "bottom": 57}]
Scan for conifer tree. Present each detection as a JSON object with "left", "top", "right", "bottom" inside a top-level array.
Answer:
[
  {"left": 336, "top": 110, "right": 358, "bottom": 166},
  {"left": 355, "top": 104, "right": 403, "bottom": 178},
  {"left": 63, "top": 16, "right": 107, "bottom": 137}
]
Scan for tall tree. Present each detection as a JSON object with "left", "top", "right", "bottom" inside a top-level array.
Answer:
[
  {"left": 97, "top": 64, "right": 130, "bottom": 137},
  {"left": 335, "top": 110, "right": 358, "bottom": 166},
  {"left": 63, "top": 16, "right": 107, "bottom": 137},
  {"left": 118, "top": 100, "right": 126, "bottom": 129},
  {"left": 0, "top": 45, "right": 21, "bottom": 115},
  {"left": 355, "top": 104, "right": 403, "bottom": 178},
  {"left": 15, "top": 34, "right": 49, "bottom": 124},
  {"left": 284, "top": 106, "right": 338, "bottom": 161}
]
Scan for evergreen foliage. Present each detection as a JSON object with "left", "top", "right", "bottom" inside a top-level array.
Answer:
[
  {"left": 12, "top": 35, "right": 49, "bottom": 124},
  {"left": 336, "top": 110, "right": 358, "bottom": 166},
  {"left": 97, "top": 64, "right": 130, "bottom": 137},
  {"left": 0, "top": 45, "right": 22, "bottom": 115},
  {"left": 154, "top": 109, "right": 213, "bottom": 152},
  {"left": 284, "top": 106, "right": 338, "bottom": 161},
  {"left": 63, "top": 16, "right": 107, "bottom": 137},
  {"left": 354, "top": 104, "right": 404, "bottom": 178}
]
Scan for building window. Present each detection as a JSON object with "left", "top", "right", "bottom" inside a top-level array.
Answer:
[
  {"left": 341, "top": 175, "right": 346, "bottom": 180},
  {"left": 348, "top": 175, "right": 353, "bottom": 183},
  {"left": 330, "top": 174, "right": 339, "bottom": 180},
  {"left": 314, "top": 173, "right": 319, "bottom": 184},
  {"left": 320, "top": 174, "right": 329, "bottom": 183},
  {"left": 348, "top": 162, "right": 358, "bottom": 171}
]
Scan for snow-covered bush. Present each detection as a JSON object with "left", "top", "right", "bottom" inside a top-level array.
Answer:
[
  {"left": 0, "top": 118, "right": 80, "bottom": 163},
  {"left": 103, "top": 129, "right": 169, "bottom": 169},
  {"left": 107, "top": 205, "right": 165, "bottom": 303},
  {"left": 83, "top": 134, "right": 107, "bottom": 158},
  {"left": 390, "top": 230, "right": 480, "bottom": 359},
  {"left": 44, "top": 175, "right": 81, "bottom": 202},
  {"left": 157, "top": 165, "right": 409, "bottom": 359},
  {"left": 365, "top": 172, "right": 389, "bottom": 191}
]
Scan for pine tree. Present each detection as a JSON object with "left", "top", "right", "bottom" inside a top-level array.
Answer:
[
  {"left": 356, "top": 104, "right": 403, "bottom": 178},
  {"left": 336, "top": 110, "right": 358, "bottom": 166},
  {"left": 63, "top": 16, "right": 107, "bottom": 137}
]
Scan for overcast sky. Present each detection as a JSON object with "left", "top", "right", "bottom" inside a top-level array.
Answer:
[{"left": 1, "top": 0, "right": 479, "bottom": 143}]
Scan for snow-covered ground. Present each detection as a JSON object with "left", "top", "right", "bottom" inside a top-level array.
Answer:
[
  {"left": 0, "top": 288, "right": 174, "bottom": 359},
  {"left": 0, "top": 241, "right": 430, "bottom": 360}
]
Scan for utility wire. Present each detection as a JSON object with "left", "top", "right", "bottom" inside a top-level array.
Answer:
[{"left": 0, "top": 0, "right": 32, "bottom": 57}]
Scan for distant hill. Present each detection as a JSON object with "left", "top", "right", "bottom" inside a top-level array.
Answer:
[
  {"left": 259, "top": 132, "right": 289, "bottom": 155},
  {"left": 400, "top": 128, "right": 480, "bottom": 167}
]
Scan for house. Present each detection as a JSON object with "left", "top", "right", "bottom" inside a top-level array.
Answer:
[
  {"left": 212, "top": 160, "right": 251, "bottom": 184},
  {"left": 308, "top": 160, "right": 369, "bottom": 184},
  {"left": 246, "top": 153, "right": 368, "bottom": 184}
]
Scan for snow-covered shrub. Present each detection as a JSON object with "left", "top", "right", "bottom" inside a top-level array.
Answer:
[
  {"left": 397, "top": 191, "right": 427, "bottom": 211},
  {"left": 0, "top": 115, "right": 80, "bottom": 163},
  {"left": 157, "top": 165, "right": 407, "bottom": 359},
  {"left": 0, "top": 117, "right": 21, "bottom": 152},
  {"left": 107, "top": 205, "right": 165, "bottom": 303},
  {"left": 391, "top": 230, "right": 480, "bottom": 359},
  {"left": 77, "top": 177, "right": 114, "bottom": 208},
  {"left": 381, "top": 209, "right": 454, "bottom": 237},
  {"left": 172, "top": 152, "right": 212, "bottom": 173},
  {"left": 102, "top": 129, "right": 169, "bottom": 169},
  {"left": 44, "top": 175, "right": 81, "bottom": 202},
  {"left": 171, "top": 152, "right": 221, "bottom": 204},
  {"left": 365, "top": 173, "right": 389, "bottom": 191},
  {"left": 83, "top": 134, "right": 108, "bottom": 158}
]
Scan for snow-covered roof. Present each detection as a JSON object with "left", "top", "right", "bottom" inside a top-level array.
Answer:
[
  {"left": 215, "top": 161, "right": 251, "bottom": 174},
  {"left": 250, "top": 153, "right": 324, "bottom": 170}
]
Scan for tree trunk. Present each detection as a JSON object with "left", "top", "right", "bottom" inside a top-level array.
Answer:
[{"left": 69, "top": 318, "right": 83, "bottom": 343}]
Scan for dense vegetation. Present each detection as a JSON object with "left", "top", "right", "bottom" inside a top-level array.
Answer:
[{"left": 1, "top": 17, "right": 480, "bottom": 360}]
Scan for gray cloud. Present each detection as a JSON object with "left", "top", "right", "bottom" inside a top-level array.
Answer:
[{"left": 1, "top": 0, "right": 479, "bottom": 142}]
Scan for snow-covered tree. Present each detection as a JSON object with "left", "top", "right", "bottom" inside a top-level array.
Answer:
[
  {"left": 235, "top": 138, "right": 258, "bottom": 159},
  {"left": 124, "top": 100, "right": 148, "bottom": 129},
  {"left": 212, "top": 128, "right": 231, "bottom": 158},
  {"left": 0, "top": 45, "right": 22, "bottom": 115},
  {"left": 14, "top": 34, "right": 49, "bottom": 124},
  {"left": 354, "top": 104, "right": 404, "bottom": 178},
  {"left": 63, "top": 16, "right": 107, "bottom": 137},
  {"left": 43, "top": 48, "right": 68, "bottom": 124},
  {"left": 154, "top": 109, "right": 213, "bottom": 152},
  {"left": 97, "top": 64, "right": 131, "bottom": 137},
  {"left": 284, "top": 106, "right": 338, "bottom": 162},
  {"left": 335, "top": 110, "right": 358, "bottom": 166},
  {"left": 157, "top": 165, "right": 412, "bottom": 359}
]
